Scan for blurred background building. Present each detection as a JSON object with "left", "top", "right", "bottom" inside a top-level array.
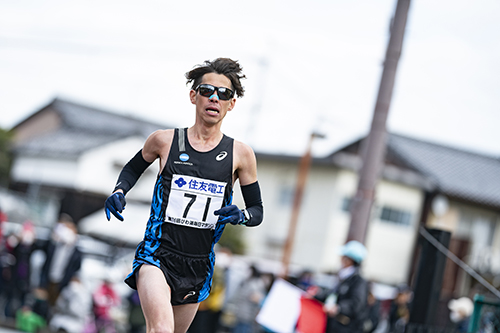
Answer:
[{"left": 3, "top": 97, "right": 500, "bottom": 301}]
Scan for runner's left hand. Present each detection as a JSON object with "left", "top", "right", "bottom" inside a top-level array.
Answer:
[{"left": 214, "top": 205, "right": 244, "bottom": 225}]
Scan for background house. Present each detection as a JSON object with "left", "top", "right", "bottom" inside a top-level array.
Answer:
[
  {"left": 6, "top": 98, "right": 500, "bottom": 298},
  {"left": 9, "top": 98, "right": 167, "bottom": 226},
  {"left": 246, "top": 136, "right": 430, "bottom": 285},
  {"left": 246, "top": 133, "right": 500, "bottom": 296}
]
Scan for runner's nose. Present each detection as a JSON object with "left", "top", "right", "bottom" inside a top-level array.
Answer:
[{"left": 209, "top": 92, "right": 219, "bottom": 101}]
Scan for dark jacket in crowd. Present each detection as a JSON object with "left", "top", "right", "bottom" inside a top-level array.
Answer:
[
  {"left": 40, "top": 241, "right": 82, "bottom": 291},
  {"left": 326, "top": 268, "right": 368, "bottom": 333}
]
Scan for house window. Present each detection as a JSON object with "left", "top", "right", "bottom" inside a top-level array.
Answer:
[
  {"left": 279, "top": 186, "right": 294, "bottom": 207},
  {"left": 379, "top": 206, "right": 412, "bottom": 226},
  {"left": 341, "top": 197, "right": 352, "bottom": 212}
]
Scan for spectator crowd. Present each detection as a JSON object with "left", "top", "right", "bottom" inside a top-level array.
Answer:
[
  {"left": 0, "top": 212, "right": 136, "bottom": 333},
  {"left": 1, "top": 208, "right": 475, "bottom": 333}
]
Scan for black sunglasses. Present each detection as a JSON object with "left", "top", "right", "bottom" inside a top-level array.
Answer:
[{"left": 195, "top": 84, "right": 235, "bottom": 101}]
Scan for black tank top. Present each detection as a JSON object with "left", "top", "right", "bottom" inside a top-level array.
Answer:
[{"left": 148, "top": 128, "right": 234, "bottom": 255}]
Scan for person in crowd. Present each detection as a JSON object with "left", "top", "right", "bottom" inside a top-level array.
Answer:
[
  {"left": 229, "top": 265, "right": 266, "bottom": 333},
  {"left": 296, "top": 270, "right": 314, "bottom": 292},
  {"left": 324, "top": 240, "right": 369, "bottom": 333},
  {"left": 2, "top": 223, "right": 35, "bottom": 320},
  {"left": 0, "top": 205, "right": 7, "bottom": 241},
  {"left": 39, "top": 213, "right": 83, "bottom": 308},
  {"left": 15, "top": 304, "right": 46, "bottom": 333},
  {"left": 127, "top": 290, "right": 146, "bottom": 333},
  {"left": 388, "top": 284, "right": 412, "bottom": 333},
  {"left": 448, "top": 296, "right": 474, "bottom": 333},
  {"left": 188, "top": 265, "right": 227, "bottom": 333},
  {"left": 0, "top": 206, "right": 5, "bottom": 308},
  {"left": 12, "top": 222, "right": 37, "bottom": 309},
  {"left": 1, "top": 230, "right": 18, "bottom": 318},
  {"left": 49, "top": 275, "right": 92, "bottom": 333},
  {"left": 93, "top": 278, "right": 120, "bottom": 333},
  {"left": 363, "top": 286, "right": 380, "bottom": 333},
  {"left": 30, "top": 287, "right": 50, "bottom": 327},
  {"left": 103, "top": 57, "right": 264, "bottom": 333}
]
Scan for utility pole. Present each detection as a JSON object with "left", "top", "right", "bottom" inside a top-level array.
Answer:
[
  {"left": 281, "top": 132, "right": 325, "bottom": 277},
  {"left": 347, "top": 0, "right": 411, "bottom": 243}
]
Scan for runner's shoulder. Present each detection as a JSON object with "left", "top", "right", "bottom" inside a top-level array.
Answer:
[
  {"left": 234, "top": 139, "right": 255, "bottom": 156},
  {"left": 234, "top": 140, "right": 256, "bottom": 165},
  {"left": 143, "top": 129, "right": 175, "bottom": 159},
  {"left": 148, "top": 129, "right": 175, "bottom": 145}
]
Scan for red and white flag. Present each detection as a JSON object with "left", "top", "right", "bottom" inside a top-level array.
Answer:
[{"left": 256, "top": 278, "right": 326, "bottom": 333}]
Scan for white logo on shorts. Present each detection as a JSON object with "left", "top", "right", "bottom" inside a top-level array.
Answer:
[{"left": 183, "top": 291, "right": 196, "bottom": 300}]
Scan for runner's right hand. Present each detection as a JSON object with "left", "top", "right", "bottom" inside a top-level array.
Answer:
[{"left": 104, "top": 192, "right": 126, "bottom": 221}]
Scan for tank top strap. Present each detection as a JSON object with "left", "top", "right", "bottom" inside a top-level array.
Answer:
[{"left": 177, "top": 128, "right": 187, "bottom": 152}]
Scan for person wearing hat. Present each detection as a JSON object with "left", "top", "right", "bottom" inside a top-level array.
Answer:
[{"left": 324, "top": 240, "right": 369, "bottom": 333}]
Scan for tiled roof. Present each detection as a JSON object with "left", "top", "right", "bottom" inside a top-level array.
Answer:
[
  {"left": 13, "top": 98, "right": 168, "bottom": 158},
  {"left": 51, "top": 99, "right": 162, "bottom": 137},
  {"left": 388, "top": 134, "right": 500, "bottom": 208},
  {"left": 16, "top": 128, "right": 123, "bottom": 158}
]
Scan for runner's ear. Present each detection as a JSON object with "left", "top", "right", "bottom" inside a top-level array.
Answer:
[
  {"left": 227, "top": 98, "right": 236, "bottom": 111},
  {"left": 190, "top": 89, "right": 197, "bottom": 104}
]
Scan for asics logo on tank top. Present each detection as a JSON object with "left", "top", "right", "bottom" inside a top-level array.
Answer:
[{"left": 216, "top": 151, "right": 228, "bottom": 161}]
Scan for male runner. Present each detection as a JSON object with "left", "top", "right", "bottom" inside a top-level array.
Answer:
[{"left": 104, "top": 58, "right": 263, "bottom": 333}]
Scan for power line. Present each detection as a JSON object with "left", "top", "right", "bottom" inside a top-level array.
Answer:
[{"left": 419, "top": 227, "right": 500, "bottom": 300}]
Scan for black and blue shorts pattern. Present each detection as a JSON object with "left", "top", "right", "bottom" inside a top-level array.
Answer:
[{"left": 124, "top": 237, "right": 215, "bottom": 305}]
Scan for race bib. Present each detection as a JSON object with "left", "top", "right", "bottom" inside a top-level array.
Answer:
[{"left": 165, "top": 174, "right": 227, "bottom": 229}]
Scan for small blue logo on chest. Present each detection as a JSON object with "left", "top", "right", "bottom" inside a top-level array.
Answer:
[{"left": 179, "top": 153, "right": 190, "bottom": 162}]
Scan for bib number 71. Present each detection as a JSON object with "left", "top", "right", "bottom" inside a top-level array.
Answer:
[
  {"left": 166, "top": 175, "right": 227, "bottom": 229},
  {"left": 183, "top": 193, "right": 212, "bottom": 222}
]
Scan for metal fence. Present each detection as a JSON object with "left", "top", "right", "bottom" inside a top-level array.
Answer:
[{"left": 468, "top": 294, "right": 500, "bottom": 333}]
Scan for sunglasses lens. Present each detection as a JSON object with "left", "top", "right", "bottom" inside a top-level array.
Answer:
[
  {"left": 218, "top": 88, "right": 234, "bottom": 100},
  {"left": 198, "top": 85, "right": 215, "bottom": 97}
]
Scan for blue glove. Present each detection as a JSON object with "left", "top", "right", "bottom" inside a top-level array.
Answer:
[
  {"left": 105, "top": 192, "right": 126, "bottom": 221},
  {"left": 214, "top": 205, "right": 244, "bottom": 225}
]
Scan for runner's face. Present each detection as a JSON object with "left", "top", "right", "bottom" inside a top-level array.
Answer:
[{"left": 190, "top": 73, "right": 236, "bottom": 125}]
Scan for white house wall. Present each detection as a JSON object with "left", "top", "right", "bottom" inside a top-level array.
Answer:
[
  {"left": 11, "top": 156, "right": 78, "bottom": 187},
  {"left": 242, "top": 161, "right": 296, "bottom": 261},
  {"left": 364, "top": 179, "right": 423, "bottom": 284},
  {"left": 321, "top": 169, "right": 358, "bottom": 272},
  {"left": 293, "top": 166, "right": 338, "bottom": 271},
  {"left": 239, "top": 160, "right": 425, "bottom": 285},
  {"left": 76, "top": 136, "right": 159, "bottom": 201}
]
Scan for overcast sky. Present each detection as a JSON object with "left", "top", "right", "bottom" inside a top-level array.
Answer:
[{"left": 1, "top": 0, "right": 499, "bottom": 157}]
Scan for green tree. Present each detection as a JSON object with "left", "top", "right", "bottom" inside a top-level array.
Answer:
[
  {"left": 218, "top": 224, "right": 246, "bottom": 255},
  {"left": 0, "top": 127, "right": 13, "bottom": 186}
]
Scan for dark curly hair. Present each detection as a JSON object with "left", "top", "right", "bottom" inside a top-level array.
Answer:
[{"left": 185, "top": 58, "right": 246, "bottom": 98}]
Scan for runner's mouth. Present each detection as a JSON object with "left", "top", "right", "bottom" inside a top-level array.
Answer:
[{"left": 206, "top": 107, "right": 219, "bottom": 114}]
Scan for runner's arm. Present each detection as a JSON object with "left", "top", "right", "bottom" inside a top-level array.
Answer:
[
  {"left": 105, "top": 130, "right": 170, "bottom": 221},
  {"left": 113, "top": 149, "right": 153, "bottom": 195},
  {"left": 235, "top": 141, "right": 263, "bottom": 227},
  {"left": 113, "top": 130, "right": 170, "bottom": 194}
]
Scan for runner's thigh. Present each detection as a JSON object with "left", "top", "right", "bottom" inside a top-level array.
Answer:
[{"left": 137, "top": 264, "right": 174, "bottom": 331}]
